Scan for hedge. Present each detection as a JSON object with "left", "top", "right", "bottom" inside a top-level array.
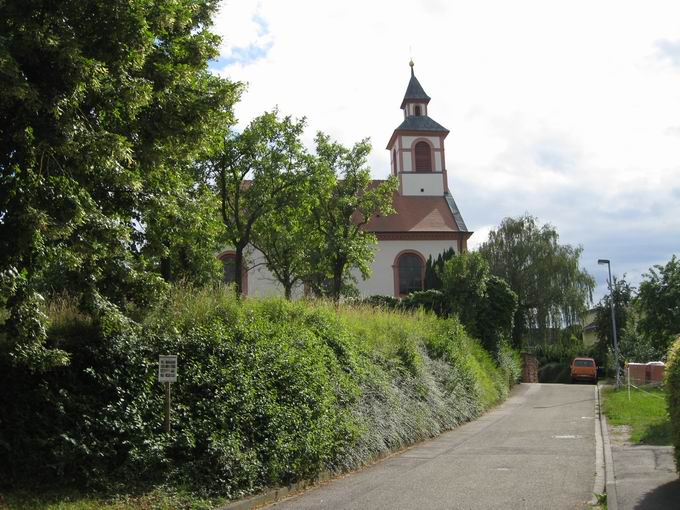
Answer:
[
  {"left": 0, "top": 287, "right": 520, "bottom": 499},
  {"left": 666, "top": 335, "right": 680, "bottom": 474}
]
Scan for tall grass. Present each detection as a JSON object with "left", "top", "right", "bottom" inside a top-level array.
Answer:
[{"left": 2, "top": 285, "right": 521, "bottom": 501}]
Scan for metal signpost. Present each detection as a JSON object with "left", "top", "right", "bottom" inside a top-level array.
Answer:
[{"left": 158, "top": 355, "right": 178, "bottom": 433}]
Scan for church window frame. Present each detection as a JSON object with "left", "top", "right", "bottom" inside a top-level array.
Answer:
[
  {"left": 393, "top": 250, "right": 426, "bottom": 297},
  {"left": 217, "top": 250, "right": 248, "bottom": 295},
  {"left": 415, "top": 105, "right": 422, "bottom": 116},
  {"left": 413, "top": 140, "right": 434, "bottom": 172}
]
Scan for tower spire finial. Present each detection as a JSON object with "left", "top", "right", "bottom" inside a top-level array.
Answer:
[{"left": 409, "top": 58, "right": 414, "bottom": 76}]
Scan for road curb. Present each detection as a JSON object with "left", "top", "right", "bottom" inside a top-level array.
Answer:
[
  {"left": 590, "top": 384, "right": 606, "bottom": 506},
  {"left": 597, "top": 384, "right": 619, "bottom": 510}
]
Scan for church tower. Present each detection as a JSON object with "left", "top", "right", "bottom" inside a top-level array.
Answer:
[{"left": 386, "top": 61, "right": 450, "bottom": 197}]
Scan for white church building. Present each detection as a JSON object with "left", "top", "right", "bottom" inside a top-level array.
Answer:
[{"left": 219, "top": 63, "right": 472, "bottom": 298}]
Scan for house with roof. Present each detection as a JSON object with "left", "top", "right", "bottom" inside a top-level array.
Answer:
[{"left": 220, "top": 63, "right": 472, "bottom": 297}]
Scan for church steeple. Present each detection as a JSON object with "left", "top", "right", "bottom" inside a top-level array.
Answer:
[
  {"left": 386, "top": 62, "right": 450, "bottom": 197},
  {"left": 401, "top": 61, "right": 431, "bottom": 110}
]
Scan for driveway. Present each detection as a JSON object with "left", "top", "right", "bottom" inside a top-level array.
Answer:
[{"left": 268, "top": 383, "right": 597, "bottom": 510}]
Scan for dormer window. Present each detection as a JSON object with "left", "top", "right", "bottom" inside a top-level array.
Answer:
[{"left": 415, "top": 105, "right": 422, "bottom": 116}]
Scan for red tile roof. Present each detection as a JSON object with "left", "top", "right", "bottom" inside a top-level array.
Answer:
[{"left": 364, "top": 183, "right": 463, "bottom": 233}]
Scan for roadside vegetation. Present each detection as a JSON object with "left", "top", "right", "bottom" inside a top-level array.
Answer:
[
  {"left": 666, "top": 336, "right": 680, "bottom": 472},
  {"left": 0, "top": 287, "right": 521, "bottom": 507},
  {"left": 602, "top": 386, "right": 672, "bottom": 445}
]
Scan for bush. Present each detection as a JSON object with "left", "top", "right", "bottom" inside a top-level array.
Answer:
[
  {"left": 401, "top": 289, "right": 447, "bottom": 316},
  {"left": 666, "top": 336, "right": 680, "bottom": 473},
  {"left": 0, "top": 287, "right": 521, "bottom": 499}
]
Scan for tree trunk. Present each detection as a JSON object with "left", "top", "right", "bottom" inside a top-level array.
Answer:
[
  {"left": 234, "top": 245, "right": 245, "bottom": 298},
  {"left": 284, "top": 283, "right": 292, "bottom": 300},
  {"left": 331, "top": 263, "right": 344, "bottom": 303}
]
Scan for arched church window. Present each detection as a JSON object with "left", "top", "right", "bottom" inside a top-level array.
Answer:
[
  {"left": 397, "top": 252, "right": 424, "bottom": 296},
  {"left": 415, "top": 105, "right": 422, "bottom": 116},
  {"left": 392, "top": 149, "right": 397, "bottom": 174},
  {"left": 414, "top": 141, "right": 432, "bottom": 172},
  {"left": 222, "top": 254, "right": 236, "bottom": 284}
]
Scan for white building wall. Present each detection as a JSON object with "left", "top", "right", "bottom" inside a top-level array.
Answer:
[
  {"left": 222, "top": 239, "right": 458, "bottom": 299},
  {"left": 402, "top": 152, "right": 412, "bottom": 172},
  {"left": 354, "top": 239, "right": 459, "bottom": 296},
  {"left": 237, "top": 246, "right": 304, "bottom": 298},
  {"left": 402, "top": 135, "right": 440, "bottom": 149},
  {"left": 434, "top": 151, "right": 443, "bottom": 171},
  {"left": 401, "top": 173, "right": 445, "bottom": 196}
]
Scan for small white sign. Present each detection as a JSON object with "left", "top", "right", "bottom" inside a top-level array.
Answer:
[{"left": 159, "top": 355, "right": 178, "bottom": 382}]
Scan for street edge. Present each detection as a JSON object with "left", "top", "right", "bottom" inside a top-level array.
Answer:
[
  {"left": 590, "top": 383, "right": 605, "bottom": 506},
  {"left": 596, "top": 383, "right": 619, "bottom": 510}
]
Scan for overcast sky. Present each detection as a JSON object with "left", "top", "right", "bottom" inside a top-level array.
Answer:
[{"left": 211, "top": 0, "right": 680, "bottom": 301}]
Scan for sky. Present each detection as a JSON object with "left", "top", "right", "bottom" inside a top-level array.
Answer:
[{"left": 210, "top": 0, "right": 680, "bottom": 301}]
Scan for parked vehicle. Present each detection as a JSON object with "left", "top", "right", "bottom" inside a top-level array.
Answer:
[{"left": 570, "top": 357, "right": 597, "bottom": 384}]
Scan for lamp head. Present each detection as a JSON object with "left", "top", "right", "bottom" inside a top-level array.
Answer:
[{"left": 597, "top": 259, "right": 610, "bottom": 265}]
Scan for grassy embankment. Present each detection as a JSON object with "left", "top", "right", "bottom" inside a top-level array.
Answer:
[
  {"left": 602, "top": 386, "right": 672, "bottom": 445},
  {"left": 0, "top": 287, "right": 520, "bottom": 509}
]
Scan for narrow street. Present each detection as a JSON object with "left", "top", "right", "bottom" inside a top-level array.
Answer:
[{"left": 269, "top": 384, "right": 597, "bottom": 510}]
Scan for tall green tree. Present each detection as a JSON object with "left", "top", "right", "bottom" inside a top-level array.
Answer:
[
  {"left": 593, "top": 275, "right": 635, "bottom": 363},
  {"left": 424, "top": 247, "right": 455, "bottom": 290},
  {"left": 478, "top": 215, "right": 594, "bottom": 345},
  {"left": 252, "top": 182, "right": 315, "bottom": 300},
  {"left": 438, "top": 252, "right": 518, "bottom": 351},
  {"left": 0, "top": 0, "right": 240, "bottom": 369},
  {"left": 307, "top": 133, "right": 397, "bottom": 301},
  {"left": 211, "top": 111, "right": 310, "bottom": 296},
  {"left": 439, "top": 252, "right": 490, "bottom": 334},
  {"left": 637, "top": 255, "right": 680, "bottom": 354}
]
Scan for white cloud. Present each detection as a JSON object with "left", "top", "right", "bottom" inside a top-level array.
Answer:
[
  {"left": 212, "top": 0, "right": 680, "bottom": 299},
  {"left": 468, "top": 225, "right": 494, "bottom": 252}
]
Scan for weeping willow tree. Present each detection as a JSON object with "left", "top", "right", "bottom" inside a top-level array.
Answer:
[{"left": 478, "top": 215, "right": 594, "bottom": 345}]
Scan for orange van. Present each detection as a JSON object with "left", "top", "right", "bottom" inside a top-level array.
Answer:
[{"left": 570, "top": 357, "right": 597, "bottom": 384}]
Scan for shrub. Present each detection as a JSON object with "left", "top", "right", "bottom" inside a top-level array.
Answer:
[
  {"left": 666, "top": 335, "right": 680, "bottom": 473},
  {"left": 0, "top": 287, "right": 520, "bottom": 499},
  {"left": 401, "top": 289, "right": 447, "bottom": 316}
]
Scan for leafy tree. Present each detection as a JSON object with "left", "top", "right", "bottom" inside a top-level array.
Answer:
[
  {"left": 0, "top": 0, "right": 240, "bottom": 369},
  {"left": 617, "top": 316, "right": 663, "bottom": 364},
  {"left": 252, "top": 183, "right": 314, "bottom": 300},
  {"left": 439, "top": 252, "right": 490, "bottom": 335},
  {"left": 637, "top": 255, "right": 680, "bottom": 354},
  {"left": 478, "top": 215, "right": 594, "bottom": 345},
  {"left": 307, "top": 133, "right": 397, "bottom": 301},
  {"left": 593, "top": 275, "right": 635, "bottom": 364},
  {"left": 477, "top": 276, "right": 519, "bottom": 351},
  {"left": 439, "top": 252, "right": 517, "bottom": 350},
  {"left": 424, "top": 247, "right": 455, "bottom": 290},
  {"left": 211, "top": 111, "right": 310, "bottom": 296}
]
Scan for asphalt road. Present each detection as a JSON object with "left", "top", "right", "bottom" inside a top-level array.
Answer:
[{"left": 269, "top": 383, "right": 597, "bottom": 510}]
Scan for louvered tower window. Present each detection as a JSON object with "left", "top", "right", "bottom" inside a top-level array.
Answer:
[{"left": 414, "top": 141, "right": 432, "bottom": 172}]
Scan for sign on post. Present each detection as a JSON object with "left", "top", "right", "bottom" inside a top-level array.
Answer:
[
  {"left": 159, "top": 355, "right": 178, "bottom": 382},
  {"left": 159, "top": 355, "right": 178, "bottom": 433}
]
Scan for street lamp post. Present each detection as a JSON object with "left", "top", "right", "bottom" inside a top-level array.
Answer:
[{"left": 598, "top": 259, "right": 620, "bottom": 388}]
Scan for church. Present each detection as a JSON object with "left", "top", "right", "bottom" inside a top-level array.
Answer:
[{"left": 219, "top": 63, "right": 472, "bottom": 298}]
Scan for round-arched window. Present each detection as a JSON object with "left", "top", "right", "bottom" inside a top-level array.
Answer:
[
  {"left": 398, "top": 253, "right": 424, "bottom": 296},
  {"left": 414, "top": 141, "right": 432, "bottom": 172},
  {"left": 222, "top": 254, "right": 236, "bottom": 284}
]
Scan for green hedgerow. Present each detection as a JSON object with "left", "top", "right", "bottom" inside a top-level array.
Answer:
[
  {"left": 0, "top": 286, "right": 520, "bottom": 500},
  {"left": 666, "top": 336, "right": 680, "bottom": 473}
]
